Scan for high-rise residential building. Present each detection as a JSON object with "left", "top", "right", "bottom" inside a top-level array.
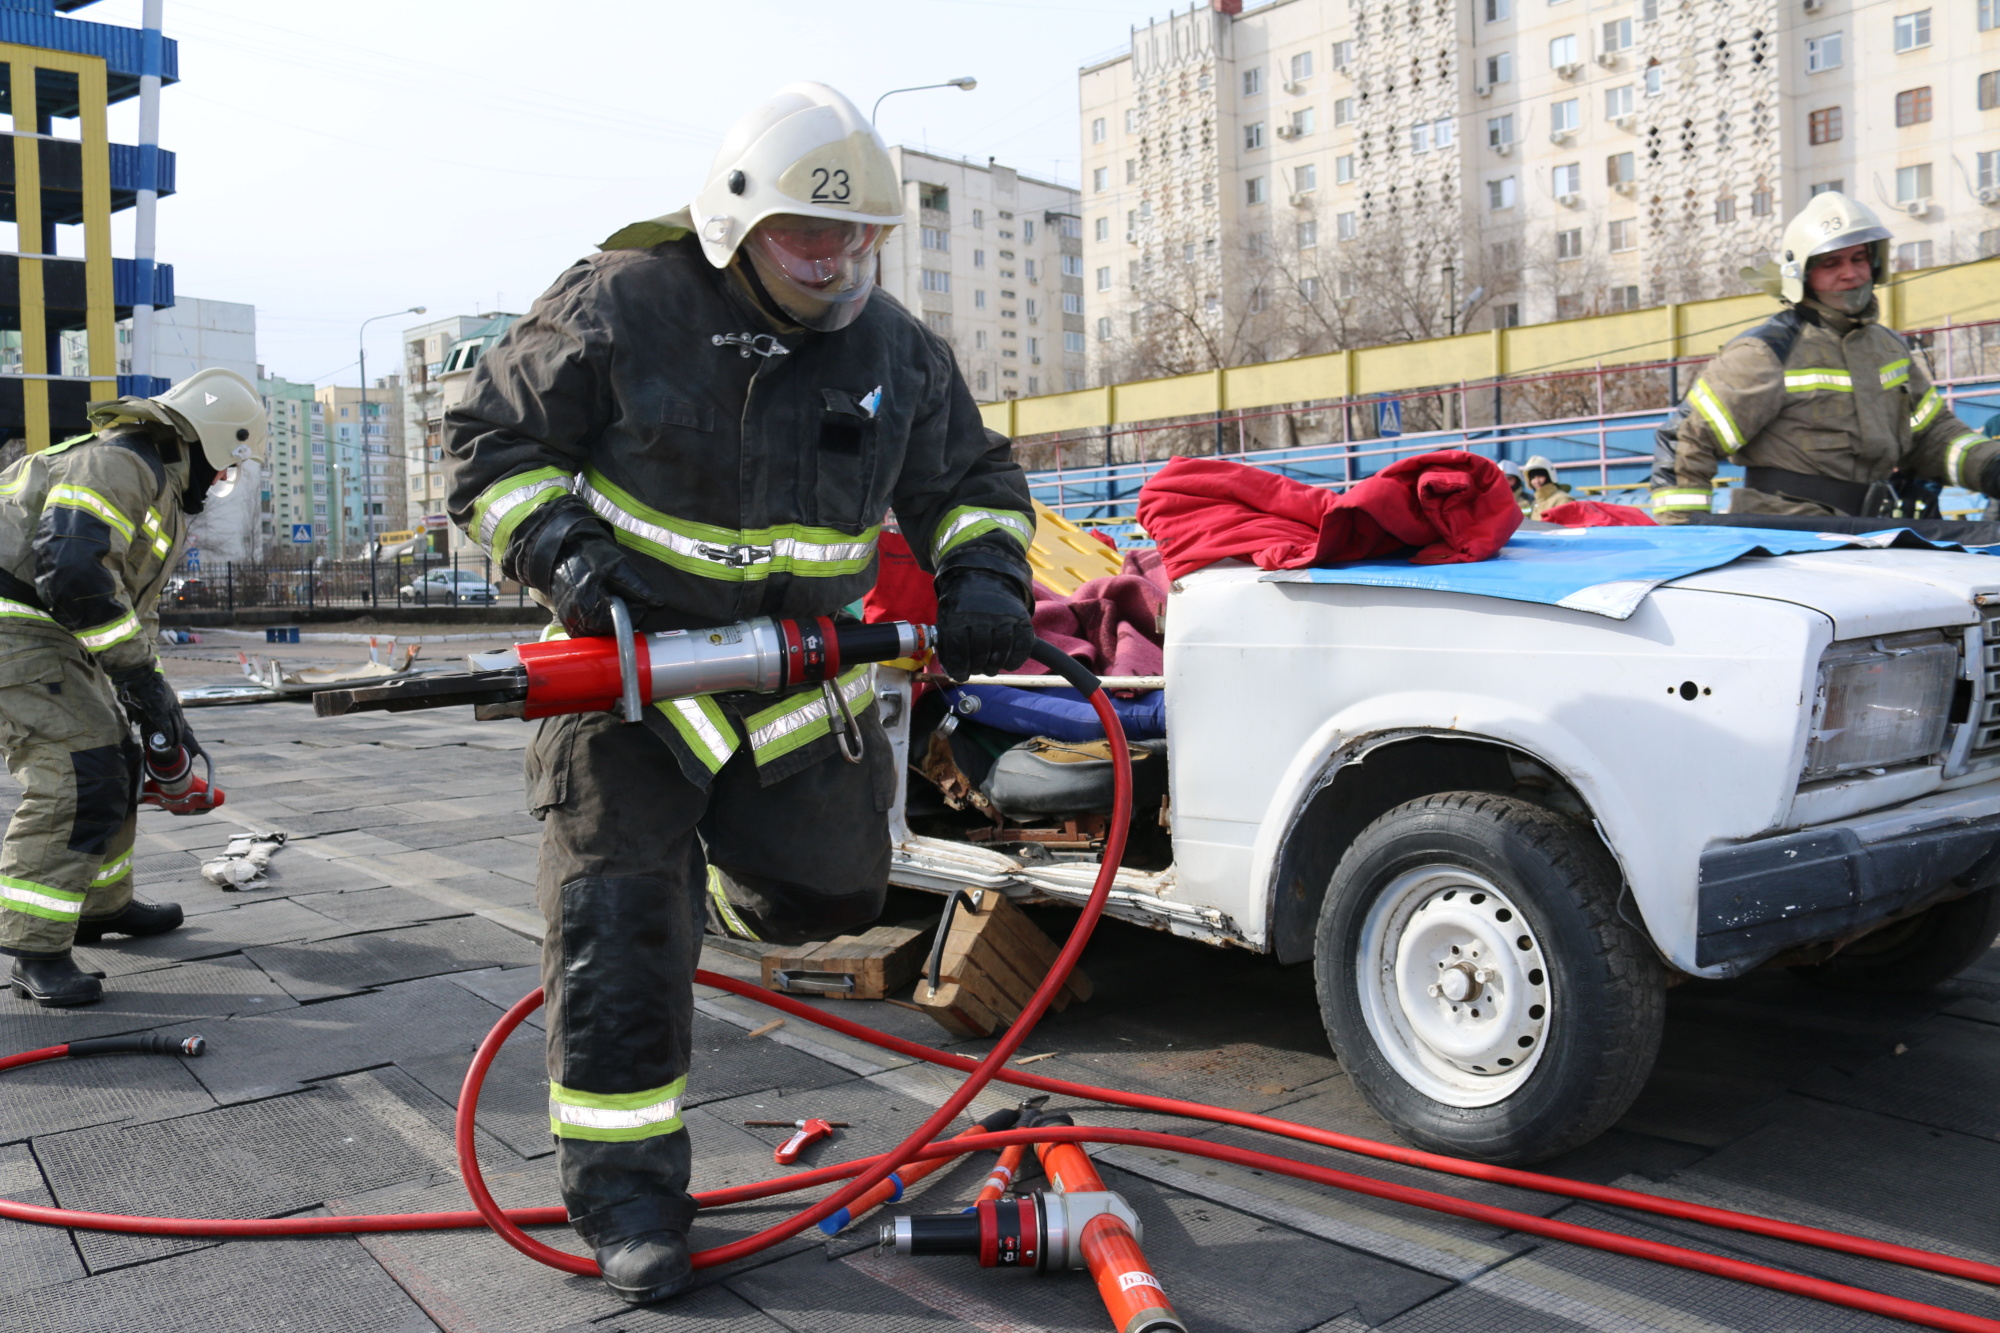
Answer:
[
  {"left": 314, "top": 380, "right": 405, "bottom": 556},
  {"left": 875, "top": 148, "right": 1087, "bottom": 400},
  {"left": 1079, "top": 0, "right": 2000, "bottom": 388},
  {"left": 402, "top": 313, "right": 516, "bottom": 552},
  {"left": 261, "top": 375, "right": 319, "bottom": 553},
  {"left": 0, "top": 1, "right": 180, "bottom": 449},
  {"left": 108, "top": 296, "right": 257, "bottom": 386}
]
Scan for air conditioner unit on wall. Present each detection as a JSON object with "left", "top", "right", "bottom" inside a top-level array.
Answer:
[
  {"left": 1557, "top": 191, "right": 1583, "bottom": 207},
  {"left": 1902, "top": 198, "right": 1932, "bottom": 217},
  {"left": 1549, "top": 128, "right": 1576, "bottom": 144},
  {"left": 1595, "top": 51, "right": 1620, "bottom": 68},
  {"left": 1556, "top": 61, "right": 1584, "bottom": 79},
  {"left": 1611, "top": 112, "right": 1637, "bottom": 129},
  {"left": 1613, "top": 179, "right": 1638, "bottom": 196},
  {"left": 1802, "top": 0, "right": 1822, "bottom": 11},
  {"left": 1980, "top": 185, "right": 2000, "bottom": 205},
  {"left": 1275, "top": 124, "right": 1298, "bottom": 139},
  {"left": 1475, "top": 82, "right": 1492, "bottom": 97},
  {"left": 1493, "top": 141, "right": 1513, "bottom": 156}
]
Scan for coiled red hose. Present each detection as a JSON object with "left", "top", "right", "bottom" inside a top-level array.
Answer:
[{"left": 6, "top": 680, "right": 1999, "bottom": 1332}]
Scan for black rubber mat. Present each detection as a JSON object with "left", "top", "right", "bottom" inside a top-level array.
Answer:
[
  {"left": 682, "top": 1011, "right": 859, "bottom": 1109},
  {"left": 166, "top": 973, "right": 514, "bottom": 1104},
  {"left": 38, "top": 1067, "right": 462, "bottom": 1272},
  {"left": 0, "top": 1144, "right": 86, "bottom": 1297},
  {"left": 71, "top": 897, "right": 339, "bottom": 976},
  {"left": 0, "top": 1040, "right": 214, "bottom": 1142},
  {"left": 0, "top": 955, "right": 297, "bottom": 1048},
  {"left": 419, "top": 835, "right": 540, "bottom": 880},
  {"left": 271, "top": 805, "right": 429, "bottom": 838},
  {"left": 249, "top": 854, "right": 394, "bottom": 896},
  {"left": 0, "top": 1234, "right": 436, "bottom": 1333},
  {"left": 1794, "top": 1016, "right": 2000, "bottom": 1140},
  {"left": 244, "top": 916, "right": 541, "bottom": 1001},
  {"left": 548, "top": 1283, "right": 794, "bottom": 1331},
  {"left": 377, "top": 814, "right": 545, "bottom": 850},
  {"left": 294, "top": 886, "right": 470, "bottom": 938},
  {"left": 449, "top": 965, "right": 544, "bottom": 1025},
  {"left": 399, "top": 1033, "right": 553, "bottom": 1161}
]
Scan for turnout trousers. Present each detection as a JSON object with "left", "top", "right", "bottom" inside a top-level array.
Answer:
[
  {"left": 526, "top": 704, "right": 894, "bottom": 1248},
  {"left": 0, "top": 637, "right": 138, "bottom": 957}
]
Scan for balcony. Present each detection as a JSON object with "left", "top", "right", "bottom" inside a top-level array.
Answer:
[{"left": 0, "top": 139, "right": 176, "bottom": 225}]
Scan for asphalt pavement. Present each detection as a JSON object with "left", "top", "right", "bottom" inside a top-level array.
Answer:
[{"left": 0, "top": 631, "right": 1996, "bottom": 1332}]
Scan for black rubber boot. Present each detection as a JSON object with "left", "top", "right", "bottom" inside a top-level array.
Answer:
[
  {"left": 9, "top": 953, "right": 103, "bottom": 1007},
  {"left": 594, "top": 1231, "right": 691, "bottom": 1304},
  {"left": 74, "top": 899, "right": 183, "bottom": 944}
]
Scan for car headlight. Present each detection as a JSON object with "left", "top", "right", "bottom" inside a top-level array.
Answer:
[{"left": 1803, "top": 632, "right": 1956, "bottom": 781}]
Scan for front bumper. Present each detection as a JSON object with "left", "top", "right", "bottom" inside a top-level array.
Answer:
[{"left": 1697, "top": 783, "right": 2000, "bottom": 967}]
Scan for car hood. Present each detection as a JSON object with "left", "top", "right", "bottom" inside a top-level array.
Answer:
[{"left": 1666, "top": 547, "right": 2000, "bottom": 638}]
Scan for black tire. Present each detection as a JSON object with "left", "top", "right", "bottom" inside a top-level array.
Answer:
[
  {"left": 1314, "top": 792, "right": 1666, "bottom": 1164},
  {"left": 1791, "top": 887, "right": 2000, "bottom": 994}
]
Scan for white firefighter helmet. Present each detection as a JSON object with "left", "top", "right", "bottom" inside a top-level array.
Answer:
[
  {"left": 688, "top": 82, "right": 904, "bottom": 331},
  {"left": 1777, "top": 191, "right": 1892, "bottom": 304},
  {"left": 153, "top": 368, "right": 267, "bottom": 464},
  {"left": 1523, "top": 455, "right": 1556, "bottom": 486}
]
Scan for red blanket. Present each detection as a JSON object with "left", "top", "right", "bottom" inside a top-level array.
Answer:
[
  {"left": 1136, "top": 451, "right": 1523, "bottom": 580},
  {"left": 1537, "top": 499, "right": 1657, "bottom": 528}
]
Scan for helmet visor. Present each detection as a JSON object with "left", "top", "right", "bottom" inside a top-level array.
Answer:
[{"left": 744, "top": 214, "right": 887, "bottom": 331}]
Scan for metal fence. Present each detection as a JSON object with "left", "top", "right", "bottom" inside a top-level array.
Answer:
[{"left": 158, "top": 549, "right": 535, "bottom": 615}]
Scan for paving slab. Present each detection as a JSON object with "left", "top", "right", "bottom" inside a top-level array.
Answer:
[
  {"left": 244, "top": 916, "right": 542, "bottom": 1001},
  {"left": 70, "top": 896, "right": 342, "bottom": 976},
  {"left": 0, "top": 1234, "right": 437, "bottom": 1333},
  {"left": 0, "top": 1040, "right": 215, "bottom": 1141},
  {"left": 450, "top": 965, "right": 544, "bottom": 1023},
  {"left": 0, "top": 955, "right": 296, "bottom": 1047},
  {"left": 378, "top": 814, "right": 546, "bottom": 851},
  {"left": 425, "top": 836, "right": 541, "bottom": 882},
  {"left": 163, "top": 974, "right": 514, "bottom": 1104},
  {"left": 0, "top": 1144, "right": 86, "bottom": 1296},
  {"left": 400, "top": 1032, "right": 553, "bottom": 1161},
  {"left": 36, "top": 1066, "right": 464, "bottom": 1271},
  {"left": 552, "top": 1284, "right": 795, "bottom": 1332}
]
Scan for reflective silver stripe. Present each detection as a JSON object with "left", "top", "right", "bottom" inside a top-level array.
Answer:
[
  {"left": 932, "top": 507, "right": 1034, "bottom": 562},
  {"left": 1946, "top": 433, "right": 1986, "bottom": 488},
  {"left": 75, "top": 611, "right": 141, "bottom": 652},
  {"left": 476, "top": 473, "right": 572, "bottom": 550},
  {"left": 1687, "top": 381, "right": 1743, "bottom": 453},
  {"left": 666, "top": 696, "right": 737, "bottom": 770},
  {"left": 0, "top": 597, "right": 56, "bottom": 624},
  {"left": 769, "top": 531, "right": 878, "bottom": 568},
  {"left": 1651, "top": 489, "right": 1713, "bottom": 510},
  {"left": 92, "top": 852, "right": 132, "bottom": 886},
  {"left": 1912, "top": 388, "right": 1943, "bottom": 432},
  {"left": 576, "top": 478, "right": 876, "bottom": 571},
  {"left": 1, "top": 882, "right": 84, "bottom": 918},
  {"left": 747, "top": 669, "right": 872, "bottom": 755},
  {"left": 550, "top": 1097, "right": 682, "bottom": 1132}
]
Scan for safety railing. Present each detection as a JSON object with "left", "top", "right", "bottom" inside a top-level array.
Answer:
[{"left": 156, "top": 549, "right": 533, "bottom": 615}]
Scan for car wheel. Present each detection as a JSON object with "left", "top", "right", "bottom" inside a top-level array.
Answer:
[
  {"left": 1315, "top": 791, "right": 1666, "bottom": 1164},
  {"left": 1791, "top": 887, "right": 2000, "bottom": 994}
]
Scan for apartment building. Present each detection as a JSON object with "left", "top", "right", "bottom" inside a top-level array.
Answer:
[
  {"left": 314, "top": 380, "right": 405, "bottom": 555},
  {"left": 261, "top": 375, "right": 319, "bottom": 552},
  {"left": 876, "top": 148, "right": 1088, "bottom": 399},
  {"left": 401, "top": 313, "right": 513, "bottom": 552},
  {"left": 1080, "top": 0, "right": 2000, "bottom": 386}
]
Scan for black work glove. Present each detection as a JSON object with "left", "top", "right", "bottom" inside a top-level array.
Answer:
[
  {"left": 934, "top": 569, "right": 1035, "bottom": 680},
  {"left": 111, "top": 664, "right": 187, "bottom": 755},
  {"left": 549, "top": 530, "right": 664, "bottom": 638}
]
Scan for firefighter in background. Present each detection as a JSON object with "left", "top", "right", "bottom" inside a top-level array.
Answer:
[
  {"left": 445, "top": 84, "right": 1035, "bottom": 1305},
  {"left": 1652, "top": 192, "right": 2000, "bottom": 521},
  {"left": 1523, "top": 455, "right": 1570, "bottom": 519},
  {"left": 0, "top": 371, "right": 264, "bottom": 1006}
]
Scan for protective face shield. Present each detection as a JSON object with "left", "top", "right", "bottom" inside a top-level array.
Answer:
[
  {"left": 1777, "top": 191, "right": 1892, "bottom": 306},
  {"left": 686, "top": 82, "right": 904, "bottom": 331}
]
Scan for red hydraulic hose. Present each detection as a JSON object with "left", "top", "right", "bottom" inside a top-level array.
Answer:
[{"left": 6, "top": 674, "right": 2000, "bottom": 1332}]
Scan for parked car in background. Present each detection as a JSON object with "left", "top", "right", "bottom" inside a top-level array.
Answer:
[
  {"left": 161, "top": 575, "right": 212, "bottom": 609},
  {"left": 398, "top": 569, "right": 499, "bottom": 605}
]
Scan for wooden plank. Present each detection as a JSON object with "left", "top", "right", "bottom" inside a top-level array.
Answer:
[
  {"left": 916, "top": 892, "right": 1092, "bottom": 1037},
  {"left": 761, "top": 925, "right": 927, "bottom": 1000}
]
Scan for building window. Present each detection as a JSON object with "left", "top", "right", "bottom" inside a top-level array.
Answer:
[
  {"left": 1485, "top": 0, "right": 1510, "bottom": 21},
  {"left": 1092, "top": 167, "right": 1107, "bottom": 193},
  {"left": 1298, "top": 220, "right": 1318, "bottom": 248},
  {"left": 1096, "top": 316, "right": 1112, "bottom": 341},
  {"left": 1806, "top": 32, "right": 1842, "bottom": 73},
  {"left": 1809, "top": 107, "right": 1842, "bottom": 144},
  {"left": 1412, "top": 122, "right": 1432, "bottom": 153},
  {"left": 1334, "top": 97, "right": 1355, "bottom": 125},
  {"left": 1553, "top": 162, "right": 1581, "bottom": 195},
  {"left": 1299, "top": 276, "right": 1320, "bottom": 302},
  {"left": 1982, "top": 229, "right": 2000, "bottom": 258},
  {"left": 974, "top": 290, "right": 986, "bottom": 309},
  {"left": 1810, "top": 179, "right": 1845, "bottom": 196},
  {"left": 1336, "top": 154, "right": 1355, "bottom": 182},
  {"left": 1602, "top": 17, "right": 1632, "bottom": 51},
  {"left": 1244, "top": 122, "right": 1265, "bottom": 150},
  {"left": 1243, "top": 67, "right": 1262, "bottom": 96},
  {"left": 1091, "top": 117, "right": 1106, "bottom": 143},
  {"left": 1063, "top": 292, "right": 1083, "bottom": 315},
  {"left": 1061, "top": 254, "right": 1083, "bottom": 277},
  {"left": 1606, "top": 84, "right": 1633, "bottom": 118},
  {"left": 1644, "top": 64, "right": 1663, "bottom": 96},
  {"left": 1023, "top": 220, "right": 1035, "bottom": 243},
  {"left": 1715, "top": 195, "right": 1737, "bottom": 223},
  {"left": 1487, "top": 53, "right": 1513, "bottom": 86},
  {"left": 1489, "top": 114, "right": 1514, "bottom": 147},
  {"left": 1897, "top": 162, "right": 1933, "bottom": 202},
  {"left": 1294, "top": 163, "right": 1317, "bottom": 192},
  {"left": 1435, "top": 117, "right": 1456, "bottom": 148},
  {"left": 1096, "top": 266, "right": 1111, "bottom": 291},
  {"left": 1895, "top": 240, "right": 1934, "bottom": 271},
  {"left": 1246, "top": 176, "right": 1268, "bottom": 204},
  {"left": 1064, "top": 331, "right": 1086, "bottom": 354},
  {"left": 1125, "top": 108, "right": 1138, "bottom": 133},
  {"left": 1607, "top": 150, "right": 1635, "bottom": 185},
  {"left": 1292, "top": 107, "right": 1316, "bottom": 136},
  {"left": 1608, "top": 218, "right": 1636, "bottom": 251},
  {"left": 1984, "top": 0, "right": 2000, "bottom": 30},
  {"left": 1982, "top": 72, "right": 2000, "bottom": 110},
  {"left": 1981, "top": 150, "right": 2000, "bottom": 190},
  {"left": 1291, "top": 51, "right": 1314, "bottom": 81},
  {"left": 1551, "top": 98, "right": 1579, "bottom": 133},
  {"left": 1336, "top": 211, "right": 1358, "bottom": 239},
  {"left": 1025, "top": 258, "right": 1038, "bottom": 281},
  {"left": 1495, "top": 302, "right": 1521, "bottom": 328},
  {"left": 1895, "top": 87, "right": 1933, "bottom": 126},
  {"left": 1550, "top": 34, "right": 1578, "bottom": 67},
  {"left": 1489, "top": 176, "right": 1518, "bottom": 210},
  {"left": 1556, "top": 228, "right": 1584, "bottom": 260},
  {"left": 1094, "top": 216, "right": 1109, "bottom": 241},
  {"left": 1125, "top": 159, "right": 1138, "bottom": 183},
  {"left": 1331, "top": 39, "right": 1354, "bottom": 68},
  {"left": 1893, "top": 10, "right": 1930, "bottom": 51},
  {"left": 1248, "top": 286, "right": 1268, "bottom": 314},
  {"left": 1751, "top": 188, "right": 1773, "bottom": 216},
  {"left": 1607, "top": 284, "right": 1641, "bottom": 311},
  {"left": 1027, "top": 336, "right": 1041, "bottom": 358}
]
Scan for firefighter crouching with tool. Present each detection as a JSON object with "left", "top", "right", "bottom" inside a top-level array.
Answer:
[
  {"left": 1651, "top": 192, "right": 2000, "bottom": 521},
  {"left": 0, "top": 371, "right": 263, "bottom": 1006},
  {"left": 444, "top": 83, "right": 1036, "bottom": 1305}
]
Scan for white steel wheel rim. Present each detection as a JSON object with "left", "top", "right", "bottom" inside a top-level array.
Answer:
[{"left": 1356, "top": 865, "right": 1552, "bottom": 1108}]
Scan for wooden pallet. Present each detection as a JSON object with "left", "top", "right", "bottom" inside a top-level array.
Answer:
[
  {"left": 760, "top": 925, "right": 928, "bottom": 1001},
  {"left": 915, "top": 889, "right": 1093, "bottom": 1038}
]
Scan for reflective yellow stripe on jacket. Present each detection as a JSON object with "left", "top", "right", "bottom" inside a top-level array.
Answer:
[
  {"left": 44, "top": 484, "right": 135, "bottom": 542},
  {"left": 932, "top": 505, "right": 1034, "bottom": 563},
  {"left": 1687, "top": 380, "right": 1744, "bottom": 454},
  {"left": 470, "top": 467, "right": 571, "bottom": 559},
  {"left": 1783, "top": 369, "right": 1852, "bottom": 393},
  {"left": 1911, "top": 387, "right": 1944, "bottom": 432},
  {"left": 743, "top": 666, "right": 874, "bottom": 766},
  {"left": 1651, "top": 487, "right": 1714, "bottom": 513},
  {"left": 577, "top": 470, "right": 878, "bottom": 581}
]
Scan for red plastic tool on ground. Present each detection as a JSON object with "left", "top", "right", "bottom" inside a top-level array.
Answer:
[
  {"left": 769, "top": 1118, "right": 835, "bottom": 1166},
  {"left": 138, "top": 737, "right": 223, "bottom": 815}
]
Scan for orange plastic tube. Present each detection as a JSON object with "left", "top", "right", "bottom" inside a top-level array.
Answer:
[
  {"left": 1036, "top": 1139, "right": 1185, "bottom": 1333},
  {"left": 973, "top": 1143, "right": 1029, "bottom": 1206}
]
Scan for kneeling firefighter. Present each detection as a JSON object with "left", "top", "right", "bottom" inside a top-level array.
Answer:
[
  {"left": 0, "top": 370, "right": 264, "bottom": 1005},
  {"left": 1651, "top": 192, "right": 2000, "bottom": 520},
  {"left": 444, "top": 83, "right": 1036, "bottom": 1303}
]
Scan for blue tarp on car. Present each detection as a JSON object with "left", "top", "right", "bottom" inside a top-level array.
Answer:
[{"left": 1258, "top": 526, "right": 2000, "bottom": 620}]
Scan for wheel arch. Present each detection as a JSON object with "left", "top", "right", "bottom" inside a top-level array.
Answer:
[{"left": 1266, "top": 732, "right": 1609, "bottom": 964}]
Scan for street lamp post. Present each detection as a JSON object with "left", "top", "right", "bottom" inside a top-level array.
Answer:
[
  {"left": 356, "top": 305, "right": 425, "bottom": 559},
  {"left": 871, "top": 77, "right": 977, "bottom": 124}
]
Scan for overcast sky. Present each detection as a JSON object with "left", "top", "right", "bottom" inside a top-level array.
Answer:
[{"left": 81, "top": 0, "right": 1160, "bottom": 385}]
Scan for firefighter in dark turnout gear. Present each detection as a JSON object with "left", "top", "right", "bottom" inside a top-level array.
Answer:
[
  {"left": 0, "top": 369, "right": 265, "bottom": 1005},
  {"left": 1652, "top": 192, "right": 2000, "bottom": 520},
  {"left": 444, "top": 83, "right": 1036, "bottom": 1305}
]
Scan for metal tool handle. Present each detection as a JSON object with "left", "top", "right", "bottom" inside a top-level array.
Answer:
[{"left": 609, "top": 596, "right": 642, "bottom": 724}]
